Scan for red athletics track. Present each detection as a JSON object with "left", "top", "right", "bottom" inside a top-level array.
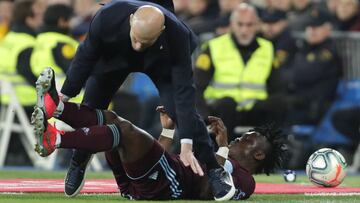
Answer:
[{"left": 1, "top": 179, "right": 360, "bottom": 194}]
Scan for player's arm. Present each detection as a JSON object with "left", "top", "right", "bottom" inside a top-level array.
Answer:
[
  {"left": 208, "top": 116, "right": 229, "bottom": 167},
  {"left": 156, "top": 106, "right": 175, "bottom": 152},
  {"left": 61, "top": 11, "right": 103, "bottom": 98}
]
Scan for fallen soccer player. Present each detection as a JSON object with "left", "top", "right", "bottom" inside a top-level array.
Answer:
[{"left": 31, "top": 68, "right": 287, "bottom": 200}]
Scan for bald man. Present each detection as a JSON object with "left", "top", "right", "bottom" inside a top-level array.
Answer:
[{"left": 46, "top": 0, "right": 235, "bottom": 200}]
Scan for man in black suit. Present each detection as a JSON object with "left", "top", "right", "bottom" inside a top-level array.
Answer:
[{"left": 48, "top": 0, "right": 235, "bottom": 200}]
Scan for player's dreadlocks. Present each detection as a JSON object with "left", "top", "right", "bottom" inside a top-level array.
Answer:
[{"left": 252, "top": 123, "right": 288, "bottom": 175}]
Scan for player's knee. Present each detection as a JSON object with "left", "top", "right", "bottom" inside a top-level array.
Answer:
[
  {"left": 114, "top": 119, "right": 135, "bottom": 136},
  {"left": 104, "top": 110, "right": 118, "bottom": 124}
]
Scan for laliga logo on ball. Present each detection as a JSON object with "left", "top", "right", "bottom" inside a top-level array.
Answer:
[{"left": 306, "top": 148, "right": 347, "bottom": 187}]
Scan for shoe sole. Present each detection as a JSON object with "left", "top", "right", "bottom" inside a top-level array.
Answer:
[
  {"left": 35, "top": 68, "right": 54, "bottom": 115},
  {"left": 64, "top": 154, "right": 94, "bottom": 198},
  {"left": 214, "top": 172, "right": 236, "bottom": 201},
  {"left": 31, "top": 107, "right": 47, "bottom": 157}
]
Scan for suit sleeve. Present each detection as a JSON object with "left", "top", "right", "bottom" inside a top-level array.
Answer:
[
  {"left": 61, "top": 11, "right": 103, "bottom": 97},
  {"left": 169, "top": 29, "right": 198, "bottom": 140}
]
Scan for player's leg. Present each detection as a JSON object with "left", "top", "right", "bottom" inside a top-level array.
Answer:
[
  {"left": 33, "top": 107, "right": 154, "bottom": 159},
  {"left": 35, "top": 68, "right": 111, "bottom": 196},
  {"left": 32, "top": 107, "right": 184, "bottom": 199},
  {"left": 32, "top": 106, "right": 156, "bottom": 156},
  {"left": 97, "top": 110, "right": 185, "bottom": 200},
  {"left": 104, "top": 149, "right": 133, "bottom": 199}
]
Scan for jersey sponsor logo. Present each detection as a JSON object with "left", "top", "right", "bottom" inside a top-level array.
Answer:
[{"left": 148, "top": 171, "right": 159, "bottom": 180}]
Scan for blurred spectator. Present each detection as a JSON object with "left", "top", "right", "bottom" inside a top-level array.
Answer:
[
  {"left": 0, "top": 0, "right": 46, "bottom": 166},
  {"left": 71, "top": 0, "right": 103, "bottom": 41},
  {"left": 335, "top": 0, "right": 360, "bottom": 31},
  {"left": 327, "top": 0, "right": 341, "bottom": 14},
  {"left": 288, "top": 0, "right": 314, "bottom": 31},
  {"left": 260, "top": 9, "right": 297, "bottom": 125},
  {"left": 30, "top": 4, "right": 78, "bottom": 78},
  {"left": 184, "top": 0, "right": 218, "bottom": 35},
  {"left": 283, "top": 8, "right": 342, "bottom": 125},
  {"left": 317, "top": 0, "right": 339, "bottom": 26},
  {"left": 194, "top": 3, "right": 274, "bottom": 140},
  {"left": 173, "top": 0, "right": 189, "bottom": 19},
  {"left": 261, "top": 10, "right": 297, "bottom": 93},
  {"left": 265, "top": 0, "right": 291, "bottom": 12},
  {"left": 47, "top": 0, "right": 72, "bottom": 6},
  {"left": 0, "top": 0, "right": 46, "bottom": 110},
  {"left": 319, "top": 0, "right": 340, "bottom": 16},
  {"left": 0, "top": 0, "right": 13, "bottom": 40},
  {"left": 218, "top": 0, "right": 245, "bottom": 15},
  {"left": 29, "top": 3, "right": 81, "bottom": 168}
]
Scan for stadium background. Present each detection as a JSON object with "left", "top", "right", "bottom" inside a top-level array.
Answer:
[{"left": 0, "top": 0, "right": 360, "bottom": 202}]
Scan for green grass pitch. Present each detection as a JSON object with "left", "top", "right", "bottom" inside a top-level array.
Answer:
[{"left": 0, "top": 169, "right": 360, "bottom": 203}]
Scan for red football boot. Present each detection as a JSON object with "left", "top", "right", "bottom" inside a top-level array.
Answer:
[
  {"left": 35, "top": 67, "right": 62, "bottom": 119},
  {"left": 31, "top": 107, "right": 62, "bottom": 157}
]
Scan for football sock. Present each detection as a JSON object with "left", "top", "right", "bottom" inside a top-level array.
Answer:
[
  {"left": 59, "top": 124, "right": 121, "bottom": 152},
  {"left": 58, "top": 102, "right": 105, "bottom": 128}
]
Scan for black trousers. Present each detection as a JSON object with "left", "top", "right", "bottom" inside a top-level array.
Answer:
[{"left": 75, "top": 70, "right": 218, "bottom": 169}]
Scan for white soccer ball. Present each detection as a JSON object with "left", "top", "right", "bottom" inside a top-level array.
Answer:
[{"left": 306, "top": 148, "right": 347, "bottom": 187}]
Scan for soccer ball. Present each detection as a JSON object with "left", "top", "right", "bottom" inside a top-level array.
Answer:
[{"left": 306, "top": 148, "right": 347, "bottom": 187}]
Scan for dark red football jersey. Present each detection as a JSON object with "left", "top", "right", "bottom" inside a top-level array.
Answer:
[
  {"left": 119, "top": 141, "right": 255, "bottom": 200},
  {"left": 228, "top": 158, "right": 256, "bottom": 200}
]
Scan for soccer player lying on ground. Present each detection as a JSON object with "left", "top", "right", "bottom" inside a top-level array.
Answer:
[{"left": 31, "top": 68, "right": 288, "bottom": 200}]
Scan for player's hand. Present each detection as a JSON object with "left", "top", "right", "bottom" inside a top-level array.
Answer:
[
  {"left": 208, "top": 116, "right": 228, "bottom": 147},
  {"left": 156, "top": 106, "right": 175, "bottom": 129},
  {"left": 180, "top": 143, "right": 204, "bottom": 176}
]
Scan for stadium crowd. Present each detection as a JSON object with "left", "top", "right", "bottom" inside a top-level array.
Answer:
[{"left": 0, "top": 0, "right": 359, "bottom": 171}]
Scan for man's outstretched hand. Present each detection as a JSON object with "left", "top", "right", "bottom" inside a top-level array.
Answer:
[{"left": 180, "top": 143, "right": 204, "bottom": 176}]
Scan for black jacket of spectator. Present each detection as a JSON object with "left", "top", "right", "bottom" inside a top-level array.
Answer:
[{"left": 267, "top": 28, "right": 297, "bottom": 94}]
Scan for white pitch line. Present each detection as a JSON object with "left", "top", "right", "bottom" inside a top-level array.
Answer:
[
  {"left": 305, "top": 192, "right": 360, "bottom": 196},
  {"left": 0, "top": 192, "right": 24, "bottom": 195}
]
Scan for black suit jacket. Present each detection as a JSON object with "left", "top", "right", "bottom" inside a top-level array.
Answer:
[{"left": 61, "top": 0, "right": 200, "bottom": 139}]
